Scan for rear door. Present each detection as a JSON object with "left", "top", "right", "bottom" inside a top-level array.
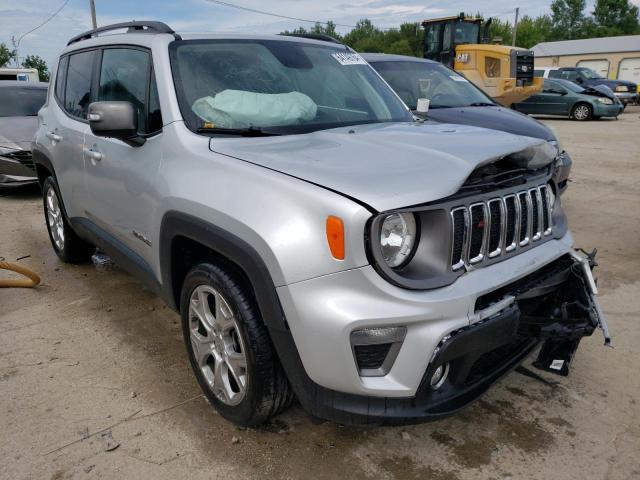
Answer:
[
  {"left": 82, "top": 46, "right": 164, "bottom": 266},
  {"left": 41, "top": 50, "right": 97, "bottom": 217}
]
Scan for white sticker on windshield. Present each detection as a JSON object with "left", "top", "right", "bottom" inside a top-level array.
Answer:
[
  {"left": 332, "top": 52, "right": 367, "bottom": 66},
  {"left": 450, "top": 75, "right": 469, "bottom": 82}
]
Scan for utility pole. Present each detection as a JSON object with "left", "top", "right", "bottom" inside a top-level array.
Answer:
[
  {"left": 89, "top": 0, "right": 97, "bottom": 29},
  {"left": 512, "top": 7, "right": 519, "bottom": 47}
]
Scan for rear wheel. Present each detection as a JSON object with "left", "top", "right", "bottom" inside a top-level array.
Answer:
[
  {"left": 571, "top": 103, "right": 592, "bottom": 121},
  {"left": 42, "top": 177, "right": 94, "bottom": 263},
  {"left": 180, "top": 262, "right": 294, "bottom": 426}
]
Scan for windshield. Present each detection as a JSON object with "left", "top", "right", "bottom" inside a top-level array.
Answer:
[
  {"left": 370, "top": 60, "right": 493, "bottom": 109},
  {"left": 0, "top": 87, "right": 47, "bottom": 117},
  {"left": 578, "top": 68, "right": 604, "bottom": 80},
  {"left": 170, "top": 40, "right": 412, "bottom": 134},
  {"left": 454, "top": 22, "right": 480, "bottom": 44}
]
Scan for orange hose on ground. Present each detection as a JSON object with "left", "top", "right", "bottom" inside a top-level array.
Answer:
[{"left": 0, "top": 261, "right": 41, "bottom": 288}]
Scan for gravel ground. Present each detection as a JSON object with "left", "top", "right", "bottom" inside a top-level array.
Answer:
[{"left": 1, "top": 106, "right": 639, "bottom": 480}]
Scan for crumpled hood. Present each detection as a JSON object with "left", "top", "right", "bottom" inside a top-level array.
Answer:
[
  {"left": 583, "top": 84, "right": 618, "bottom": 101},
  {"left": 209, "top": 122, "right": 553, "bottom": 212},
  {"left": 0, "top": 116, "right": 38, "bottom": 151}
]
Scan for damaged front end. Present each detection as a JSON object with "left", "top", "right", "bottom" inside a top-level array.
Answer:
[{"left": 473, "top": 249, "right": 611, "bottom": 379}]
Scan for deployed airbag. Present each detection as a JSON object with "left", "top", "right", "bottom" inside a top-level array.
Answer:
[{"left": 192, "top": 90, "right": 317, "bottom": 128}]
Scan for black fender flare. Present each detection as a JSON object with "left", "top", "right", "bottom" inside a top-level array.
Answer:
[
  {"left": 32, "top": 149, "right": 57, "bottom": 187},
  {"left": 158, "top": 211, "right": 287, "bottom": 332}
]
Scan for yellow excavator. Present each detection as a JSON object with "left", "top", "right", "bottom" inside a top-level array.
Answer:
[{"left": 422, "top": 14, "right": 543, "bottom": 106}]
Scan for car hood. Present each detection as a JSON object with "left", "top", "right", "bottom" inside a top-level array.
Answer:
[
  {"left": 209, "top": 122, "right": 554, "bottom": 212},
  {"left": 0, "top": 116, "right": 38, "bottom": 151},
  {"left": 583, "top": 84, "right": 618, "bottom": 101},
  {"left": 421, "top": 106, "right": 556, "bottom": 142},
  {"left": 584, "top": 78, "right": 637, "bottom": 90}
]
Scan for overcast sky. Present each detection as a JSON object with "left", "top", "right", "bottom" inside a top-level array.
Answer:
[{"left": 0, "top": 0, "right": 628, "bottom": 69}]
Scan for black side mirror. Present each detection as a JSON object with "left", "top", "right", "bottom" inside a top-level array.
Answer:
[
  {"left": 88, "top": 101, "right": 146, "bottom": 147},
  {"left": 575, "top": 77, "right": 584, "bottom": 84}
]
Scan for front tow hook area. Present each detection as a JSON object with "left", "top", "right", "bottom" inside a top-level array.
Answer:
[{"left": 516, "top": 249, "right": 612, "bottom": 376}]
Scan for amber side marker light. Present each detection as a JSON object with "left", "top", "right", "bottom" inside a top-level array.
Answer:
[{"left": 326, "top": 216, "right": 345, "bottom": 260}]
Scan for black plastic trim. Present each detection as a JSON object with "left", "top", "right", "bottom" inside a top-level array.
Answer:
[{"left": 158, "top": 212, "right": 287, "bottom": 330}]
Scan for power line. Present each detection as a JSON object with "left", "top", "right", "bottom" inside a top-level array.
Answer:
[
  {"left": 15, "top": 0, "right": 71, "bottom": 45},
  {"left": 203, "top": 0, "right": 357, "bottom": 28}
]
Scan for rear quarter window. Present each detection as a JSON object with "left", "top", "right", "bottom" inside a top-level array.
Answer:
[
  {"left": 54, "top": 56, "right": 68, "bottom": 104},
  {"left": 64, "top": 50, "right": 96, "bottom": 119}
]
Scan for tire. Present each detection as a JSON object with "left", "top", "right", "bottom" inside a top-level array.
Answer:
[
  {"left": 180, "top": 262, "right": 294, "bottom": 426},
  {"left": 42, "top": 177, "right": 94, "bottom": 263},
  {"left": 571, "top": 103, "right": 592, "bottom": 121}
]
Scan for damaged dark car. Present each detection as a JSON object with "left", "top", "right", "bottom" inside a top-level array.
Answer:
[
  {"left": 0, "top": 81, "right": 48, "bottom": 187},
  {"left": 513, "top": 78, "right": 623, "bottom": 121}
]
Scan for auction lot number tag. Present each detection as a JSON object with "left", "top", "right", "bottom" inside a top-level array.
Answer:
[{"left": 332, "top": 52, "right": 367, "bottom": 66}]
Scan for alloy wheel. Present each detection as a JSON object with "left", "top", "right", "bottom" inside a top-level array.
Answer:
[
  {"left": 45, "top": 185, "right": 65, "bottom": 251},
  {"left": 574, "top": 105, "right": 590, "bottom": 120},
  {"left": 188, "top": 285, "right": 248, "bottom": 406}
]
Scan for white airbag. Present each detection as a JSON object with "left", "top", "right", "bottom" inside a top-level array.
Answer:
[{"left": 192, "top": 90, "right": 317, "bottom": 128}]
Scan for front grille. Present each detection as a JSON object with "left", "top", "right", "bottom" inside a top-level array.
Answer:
[{"left": 450, "top": 185, "right": 552, "bottom": 271}]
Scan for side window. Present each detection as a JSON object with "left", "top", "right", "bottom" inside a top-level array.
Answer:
[
  {"left": 54, "top": 56, "right": 68, "bottom": 104},
  {"left": 548, "top": 70, "right": 560, "bottom": 79},
  {"left": 148, "top": 72, "right": 163, "bottom": 134},
  {"left": 65, "top": 50, "right": 96, "bottom": 119},
  {"left": 442, "top": 23, "right": 452, "bottom": 51},
  {"left": 560, "top": 70, "right": 577, "bottom": 82},
  {"left": 98, "top": 48, "right": 151, "bottom": 134}
]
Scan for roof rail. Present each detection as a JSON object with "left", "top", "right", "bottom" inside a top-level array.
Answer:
[
  {"left": 67, "top": 21, "right": 180, "bottom": 46},
  {"left": 280, "top": 33, "right": 343, "bottom": 44}
]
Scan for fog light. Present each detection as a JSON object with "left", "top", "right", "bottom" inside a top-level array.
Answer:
[{"left": 430, "top": 363, "right": 450, "bottom": 390}]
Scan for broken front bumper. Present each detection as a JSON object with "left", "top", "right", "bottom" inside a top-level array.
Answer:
[
  {"left": 0, "top": 150, "right": 37, "bottom": 184},
  {"left": 275, "top": 249, "right": 610, "bottom": 424}
]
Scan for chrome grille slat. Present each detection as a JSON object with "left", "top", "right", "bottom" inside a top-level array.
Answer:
[{"left": 450, "top": 183, "right": 552, "bottom": 271}]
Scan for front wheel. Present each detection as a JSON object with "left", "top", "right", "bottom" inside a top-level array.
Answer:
[
  {"left": 571, "top": 103, "right": 592, "bottom": 121},
  {"left": 42, "top": 177, "right": 94, "bottom": 263},
  {"left": 180, "top": 262, "right": 294, "bottom": 426}
]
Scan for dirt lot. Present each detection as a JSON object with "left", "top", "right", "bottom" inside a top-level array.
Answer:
[{"left": 1, "top": 107, "right": 639, "bottom": 480}]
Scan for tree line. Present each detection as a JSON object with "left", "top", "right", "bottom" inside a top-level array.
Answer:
[
  {"left": 282, "top": 0, "right": 640, "bottom": 57},
  {"left": 1, "top": 0, "right": 638, "bottom": 81}
]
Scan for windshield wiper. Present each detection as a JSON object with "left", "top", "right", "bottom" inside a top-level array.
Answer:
[
  {"left": 467, "top": 102, "right": 496, "bottom": 107},
  {"left": 196, "top": 126, "right": 281, "bottom": 137}
]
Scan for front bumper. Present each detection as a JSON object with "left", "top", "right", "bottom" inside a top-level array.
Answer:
[
  {"left": 275, "top": 233, "right": 606, "bottom": 423},
  {"left": 613, "top": 92, "right": 637, "bottom": 104},
  {"left": 593, "top": 102, "right": 624, "bottom": 117},
  {"left": 0, "top": 151, "right": 37, "bottom": 184}
]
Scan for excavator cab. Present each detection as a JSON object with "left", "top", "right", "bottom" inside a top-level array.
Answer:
[
  {"left": 422, "top": 14, "right": 542, "bottom": 106},
  {"left": 423, "top": 15, "right": 489, "bottom": 68}
]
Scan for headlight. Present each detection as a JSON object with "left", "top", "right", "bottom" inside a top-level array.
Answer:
[
  {"left": 380, "top": 213, "right": 417, "bottom": 268},
  {"left": 596, "top": 97, "right": 614, "bottom": 105},
  {"left": 615, "top": 85, "right": 628, "bottom": 92}
]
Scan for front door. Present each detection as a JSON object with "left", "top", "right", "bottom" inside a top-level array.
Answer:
[{"left": 83, "top": 47, "right": 164, "bottom": 267}]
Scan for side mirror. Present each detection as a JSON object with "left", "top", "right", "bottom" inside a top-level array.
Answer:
[
  {"left": 87, "top": 101, "right": 146, "bottom": 147},
  {"left": 575, "top": 77, "right": 584, "bottom": 84}
]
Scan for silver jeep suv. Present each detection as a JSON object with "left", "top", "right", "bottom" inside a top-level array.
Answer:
[{"left": 33, "top": 22, "right": 609, "bottom": 426}]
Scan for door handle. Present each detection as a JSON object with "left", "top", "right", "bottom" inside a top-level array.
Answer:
[
  {"left": 83, "top": 148, "right": 102, "bottom": 162},
  {"left": 46, "top": 131, "right": 62, "bottom": 142}
]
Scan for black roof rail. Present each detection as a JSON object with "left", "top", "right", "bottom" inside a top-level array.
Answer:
[
  {"left": 280, "top": 33, "right": 343, "bottom": 44},
  {"left": 67, "top": 21, "right": 180, "bottom": 46}
]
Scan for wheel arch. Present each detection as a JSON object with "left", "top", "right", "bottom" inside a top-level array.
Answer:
[
  {"left": 159, "top": 211, "right": 288, "bottom": 332},
  {"left": 32, "top": 149, "right": 56, "bottom": 187}
]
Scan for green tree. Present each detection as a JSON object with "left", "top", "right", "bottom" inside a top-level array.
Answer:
[
  {"left": 550, "top": 0, "right": 588, "bottom": 39},
  {"left": 0, "top": 42, "right": 15, "bottom": 68},
  {"left": 22, "top": 55, "right": 49, "bottom": 82},
  {"left": 592, "top": 0, "right": 640, "bottom": 35},
  {"left": 488, "top": 18, "right": 513, "bottom": 44},
  {"left": 514, "top": 15, "right": 553, "bottom": 48}
]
